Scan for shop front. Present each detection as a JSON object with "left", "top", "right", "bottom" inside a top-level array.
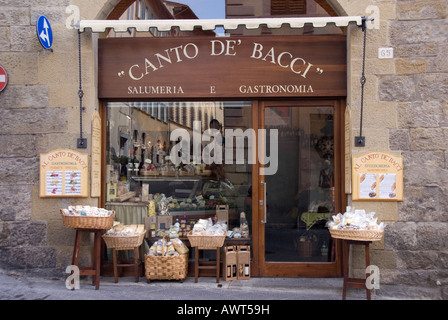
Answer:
[{"left": 97, "top": 32, "right": 348, "bottom": 277}]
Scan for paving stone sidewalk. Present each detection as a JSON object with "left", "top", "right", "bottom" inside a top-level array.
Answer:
[{"left": 0, "top": 272, "right": 437, "bottom": 301}]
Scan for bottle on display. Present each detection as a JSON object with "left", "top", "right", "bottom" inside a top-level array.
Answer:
[
  {"left": 180, "top": 212, "right": 187, "bottom": 237},
  {"left": 321, "top": 241, "right": 329, "bottom": 256},
  {"left": 240, "top": 212, "right": 249, "bottom": 238},
  {"left": 181, "top": 212, "right": 186, "bottom": 229},
  {"left": 244, "top": 264, "right": 250, "bottom": 276}
]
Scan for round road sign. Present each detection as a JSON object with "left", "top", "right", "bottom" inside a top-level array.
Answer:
[{"left": 0, "top": 65, "right": 8, "bottom": 93}]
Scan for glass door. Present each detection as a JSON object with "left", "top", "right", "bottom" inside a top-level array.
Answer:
[{"left": 258, "top": 100, "right": 342, "bottom": 277}]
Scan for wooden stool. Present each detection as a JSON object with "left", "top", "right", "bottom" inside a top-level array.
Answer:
[
  {"left": 342, "top": 239, "right": 372, "bottom": 300},
  {"left": 112, "top": 246, "right": 142, "bottom": 283},
  {"left": 194, "top": 247, "right": 220, "bottom": 283},
  {"left": 71, "top": 228, "right": 102, "bottom": 290}
]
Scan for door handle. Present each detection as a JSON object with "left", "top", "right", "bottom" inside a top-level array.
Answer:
[{"left": 260, "top": 181, "right": 267, "bottom": 224}]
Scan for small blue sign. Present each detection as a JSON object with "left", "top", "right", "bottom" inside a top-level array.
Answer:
[{"left": 36, "top": 16, "right": 53, "bottom": 49}]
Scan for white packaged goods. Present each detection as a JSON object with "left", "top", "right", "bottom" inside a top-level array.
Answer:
[
  {"left": 61, "top": 205, "right": 113, "bottom": 217},
  {"left": 192, "top": 218, "right": 227, "bottom": 235},
  {"left": 327, "top": 207, "right": 385, "bottom": 231}
]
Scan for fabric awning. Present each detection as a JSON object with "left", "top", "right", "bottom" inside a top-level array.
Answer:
[{"left": 78, "top": 16, "right": 363, "bottom": 33}]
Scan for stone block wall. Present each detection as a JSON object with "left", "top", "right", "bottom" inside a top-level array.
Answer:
[
  {"left": 0, "top": 0, "right": 101, "bottom": 278},
  {"left": 345, "top": 0, "right": 448, "bottom": 299}
]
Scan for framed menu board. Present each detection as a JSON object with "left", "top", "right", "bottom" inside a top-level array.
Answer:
[
  {"left": 352, "top": 151, "right": 403, "bottom": 201},
  {"left": 40, "top": 149, "right": 89, "bottom": 197}
]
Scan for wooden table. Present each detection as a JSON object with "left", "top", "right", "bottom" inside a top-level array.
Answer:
[
  {"left": 194, "top": 247, "right": 221, "bottom": 283},
  {"left": 112, "top": 246, "right": 143, "bottom": 283},
  {"left": 342, "top": 239, "right": 372, "bottom": 300},
  {"left": 71, "top": 228, "right": 103, "bottom": 290}
]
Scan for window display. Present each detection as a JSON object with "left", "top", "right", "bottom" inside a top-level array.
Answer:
[{"left": 105, "top": 101, "right": 253, "bottom": 246}]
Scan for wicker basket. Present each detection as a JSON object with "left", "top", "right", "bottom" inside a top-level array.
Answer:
[
  {"left": 297, "top": 241, "right": 316, "bottom": 257},
  {"left": 187, "top": 231, "right": 226, "bottom": 249},
  {"left": 103, "top": 231, "right": 146, "bottom": 250},
  {"left": 329, "top": 228, "right": 384, "bottom": 242},
  {"left": 145, "top": 253, "right": 188, "bottom": 282},
  {"left": 60, "top": 209, "right": 115, "bottom": 230}
]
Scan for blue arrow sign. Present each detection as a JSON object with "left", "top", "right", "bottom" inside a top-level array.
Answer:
[{"left": 36, "top": 16, "right": 53, "bottom": 49}]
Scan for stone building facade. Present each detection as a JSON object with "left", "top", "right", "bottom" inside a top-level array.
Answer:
[{"left": 0, "top": 0, "right": 447, "bottom": 299}]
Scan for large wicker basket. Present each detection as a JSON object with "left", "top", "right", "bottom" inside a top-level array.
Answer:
[
  {"left": 145, "top": 253, "right": 188, "bottom": 282},
  {"left": 329, "top": 228, "right": 384, "bottom": 242},
  {"left": 187, "top": 231, "right": 226, "bottom": 249},
  {"left": 60, "top": 209, "right": 115, "bottom": 230}
]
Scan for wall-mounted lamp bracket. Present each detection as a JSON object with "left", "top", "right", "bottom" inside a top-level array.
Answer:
[
  {"left": 76, "top": 29, "right": 86, "bottom": 149},
  {"left": 77, "top": 138, "right": 87, "bottom": 149},
  {"left": 355, "top": 16, "right": 371, "bottom": 148},
  {"left": 354, "top": 136, "right": 365, "bottom": 147}
]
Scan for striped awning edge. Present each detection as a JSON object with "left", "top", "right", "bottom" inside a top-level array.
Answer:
[{"left": 78, "top": 16, "right": 363, "bottom": 33}]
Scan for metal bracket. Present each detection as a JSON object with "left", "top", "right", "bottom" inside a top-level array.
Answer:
[
  {"left": 77, "top": 138, "right": 87, "bottom": 149},
  {"left": 354, "top": 136, "right": 365, "bottom": 147}
]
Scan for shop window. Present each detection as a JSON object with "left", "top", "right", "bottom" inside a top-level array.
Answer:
[{"left": 105, "top": 101, "right": 253, "bottom": 244}]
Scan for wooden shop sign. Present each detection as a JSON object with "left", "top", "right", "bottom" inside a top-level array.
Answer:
[
  {"left": 98, "top": 35, "right": 346, "bottom": 99},
  {"left": 40, "top": 149, "right": 89, "bottom": 197},
  {"left": 352, "top": 151, "right": 403, "bottom": 201}
]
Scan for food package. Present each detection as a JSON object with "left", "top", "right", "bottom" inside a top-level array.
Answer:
[
  {"left": 148, "top": 200, "right": 156, "bottom": 217},
  {"left": 327, "top": 206, "right": 385, "bottom": 231},
  {"left": 172, "top": 238, "right": 189, "bottom": 254},
  {"left": 62, "top": 205, "right": 113, "bottom": 217},
  {"left": 191, "top": 218, "right": 227, "bottom": 235},
  {"left": 105, "top": 223, "right": 145, "bottom": 236},
  {"left": 191, "top": 218, "right": 213, "bottom": 235},
  {"left": 168, "top": 225, "right": 180, "bottom": 238},
  {"left": 147, "top": 237, "right": 188, "bottom": 256},
  {"left": 149, "top": 239, "right": 178, "bottom": 256}
]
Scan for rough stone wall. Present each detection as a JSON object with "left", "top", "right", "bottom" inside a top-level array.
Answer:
[
  {"left": 383, "top": 0, "right": 448, "bottom": 298},
  {"left": 343, "top": 0, "right": 448, "bottom": 299},
  {"left": 0, "top": 0, "right": 107, "bottom": 277}
]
